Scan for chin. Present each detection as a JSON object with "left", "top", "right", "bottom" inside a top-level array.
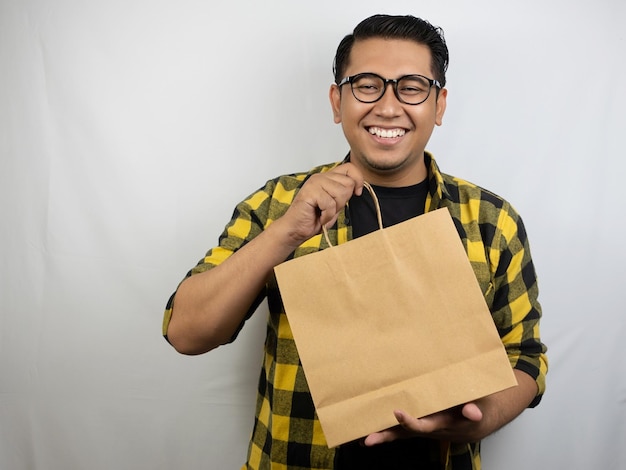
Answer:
[{"left": 363, "top": 155, "right": 410, "bottom": 173}]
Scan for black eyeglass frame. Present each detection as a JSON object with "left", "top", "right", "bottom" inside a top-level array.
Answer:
[{"left": 337, "top": 72, "right": 442, "bottom": 105}]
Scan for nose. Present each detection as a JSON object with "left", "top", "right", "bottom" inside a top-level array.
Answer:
[{"left": 374, "top": 82, "right": 403, "bottom": 116}]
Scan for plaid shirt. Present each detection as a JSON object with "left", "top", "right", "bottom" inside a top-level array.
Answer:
[{"left": 163, "top": 153, "right": 548, "bottom": 470}]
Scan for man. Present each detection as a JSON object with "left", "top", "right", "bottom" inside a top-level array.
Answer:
[{"left": 163, "top": 14, "right": 547, "bottom": 470}]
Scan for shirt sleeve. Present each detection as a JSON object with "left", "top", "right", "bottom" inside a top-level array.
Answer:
[
  {"left": 490, "top": 207, "right": 548, "bottom": 407},
  {"left": 162, "top": 183, "right": 274, "bottom": 344}
]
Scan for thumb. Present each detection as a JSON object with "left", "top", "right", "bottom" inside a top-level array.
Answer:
[{"left": 461, "top": 403, "right": 483, "bottom": 422}]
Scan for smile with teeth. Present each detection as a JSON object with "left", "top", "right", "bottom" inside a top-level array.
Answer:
[{"left": 368, "top": 126, "right": 406, "bottom": 138}]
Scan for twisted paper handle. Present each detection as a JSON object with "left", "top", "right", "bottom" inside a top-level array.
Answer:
[{"left": 322, "top": 181, "right": 382, "bottom": 248}]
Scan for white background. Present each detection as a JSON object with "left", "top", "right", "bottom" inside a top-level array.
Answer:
[{"left": 1, "top": 0, "right": 625, "bottom": 469}]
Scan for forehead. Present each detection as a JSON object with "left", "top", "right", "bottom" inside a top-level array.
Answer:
[{"left": 346, "top": 38, "right": 433, "bottom": 77}]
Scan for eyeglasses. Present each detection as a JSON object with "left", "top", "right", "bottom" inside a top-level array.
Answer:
[{"left": 337, "top": 72, "right": 441, "bottom": 105}]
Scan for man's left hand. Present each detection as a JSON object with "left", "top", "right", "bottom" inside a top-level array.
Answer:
[
  {"left": 363, "top": 369, "right": 539, "bottom": 446},
  {"left": 363, "top": 402, "right": 484, "bottom": 446}
]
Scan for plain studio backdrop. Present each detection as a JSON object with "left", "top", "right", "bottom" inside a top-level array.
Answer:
[{"left": 1, "top": 0, "right": 624, "bottom": 468}]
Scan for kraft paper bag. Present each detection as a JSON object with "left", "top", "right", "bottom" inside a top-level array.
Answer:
[{"left": 273, "top": 183, "right": 517, "bottom": 448}]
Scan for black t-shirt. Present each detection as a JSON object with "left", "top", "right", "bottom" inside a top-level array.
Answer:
[
  {"left": 337, "top": 179, "right": 443, "bottom": 470},
  {"left": 349, "top": 179, "right": 429, "bottom": 238}
]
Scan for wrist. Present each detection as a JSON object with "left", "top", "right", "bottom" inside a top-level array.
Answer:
[{"left": 266, "top": 216, "right": 313, "bottom": 252}]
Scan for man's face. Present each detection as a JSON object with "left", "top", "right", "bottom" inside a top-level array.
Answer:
[{"left": 330, "top": 38, "right": 447, "bottom": 186}]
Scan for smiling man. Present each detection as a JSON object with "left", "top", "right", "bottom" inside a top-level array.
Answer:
[
  {"left": 163, "top": 14, "right": 547, "bottom": 470},
  {"left": 330, "top": 38, "right": 445, "bottom": 187}
]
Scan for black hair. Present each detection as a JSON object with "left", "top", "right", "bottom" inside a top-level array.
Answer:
[{"left": 332, "top": 14, "right": 449, "bottom": 87}]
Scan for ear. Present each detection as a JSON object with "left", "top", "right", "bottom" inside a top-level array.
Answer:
[
  {"left": 435, "top": 87, "right": 447, "bottom": 126},
  {"left": 329, "top": 84, "right": 342, "bottom": 124}
]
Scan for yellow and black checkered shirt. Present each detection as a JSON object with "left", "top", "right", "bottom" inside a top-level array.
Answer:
[{"left": 163, "top": 153, "right": 548, "bottom": 470}]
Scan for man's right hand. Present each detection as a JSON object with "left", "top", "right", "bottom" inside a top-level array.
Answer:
[{"left": 276, "top": 162, "right": 365, "bottom": 249}]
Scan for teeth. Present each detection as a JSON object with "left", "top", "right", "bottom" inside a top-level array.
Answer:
[{"left": 368, "top": 127, "right": 406, "bottom": 138}]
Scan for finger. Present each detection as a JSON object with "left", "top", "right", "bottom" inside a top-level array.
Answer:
[
  {"left": 461, "top": 403, "right": 483, "bottom": 422},
  {"left": 315, "top": 187, "right": 344, "bottom": 227},
  {"left": 363, "top": 426, "right": 409, "bottom": 446},
  {"left": 329, "top": 163, "right": 364, "bottom": 196},
  {"left": 314, "top": 176, "right": 359, "bottom": 225},
  {"left": 394, "top": 409, "right": 453, "bottom": 435},
  {"left": 394, "top": 410, "right": 433, "bottom": 433},
  {"left": 320, "top": 208, "right": 340, "bottom": 230},
  {"left": 343, "top": 164, "right": 365, "bottom": 196}
]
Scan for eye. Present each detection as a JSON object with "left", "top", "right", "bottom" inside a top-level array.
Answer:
[
  {"left": 399, "top": 85, "right": 424, "bottom": 95},
  {"left": 355, "top": 83, "right": 380, "bottom": 94},
  {"left": 398, "top": 77, "right": 429, "bottom": 95},
  {"left": 352, "top": 75, "right": 383, "bottom": 94}
]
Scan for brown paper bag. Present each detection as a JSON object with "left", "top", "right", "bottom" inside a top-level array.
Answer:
[{"left": 273, "top": 183, "right": 517, "bottom": 448}]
